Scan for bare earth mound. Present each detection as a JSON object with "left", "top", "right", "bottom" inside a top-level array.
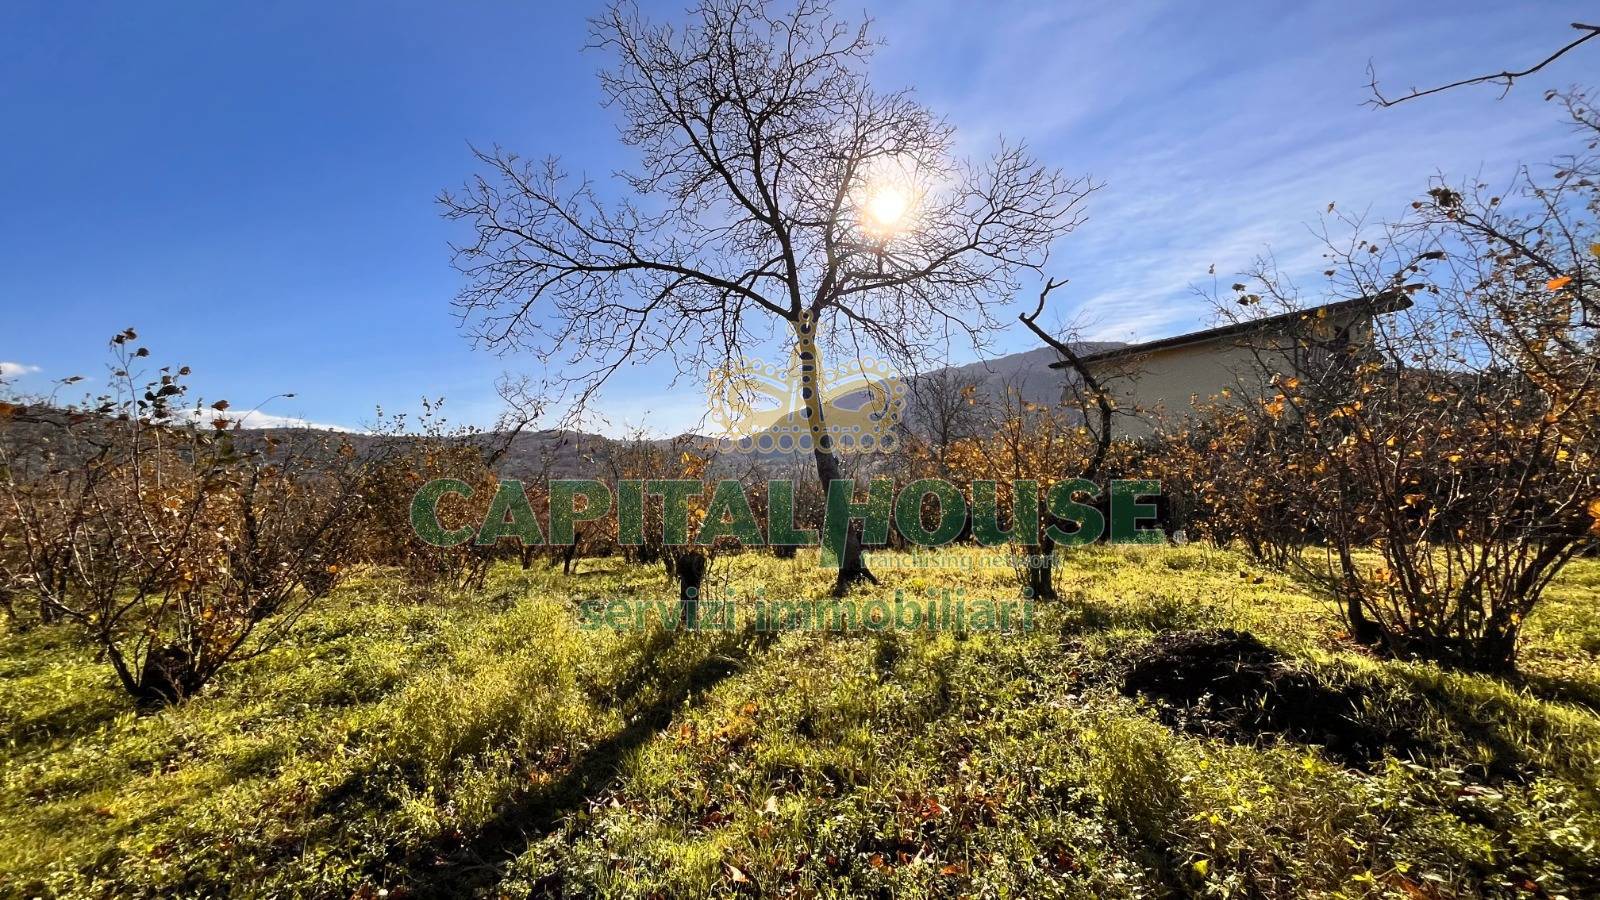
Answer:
[{"left": 1120, "top": 629, "right": 1424, "bottom": 767}]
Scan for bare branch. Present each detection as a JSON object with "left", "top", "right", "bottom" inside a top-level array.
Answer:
[
  {"left": 1367, "top": 22, "right": 1600, "bottom": 108},
  {"left": 1017, "top": 278, "right": 1113, "bottom": 479}
]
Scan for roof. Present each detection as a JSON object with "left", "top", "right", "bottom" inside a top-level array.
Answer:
[{"left": 1048, "top": 293, "right": 1414, "bottom": 369}]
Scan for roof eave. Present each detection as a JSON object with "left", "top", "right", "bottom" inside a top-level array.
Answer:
[{"left": 1048, "top": 293, "right": 1413, "bottom": 369}]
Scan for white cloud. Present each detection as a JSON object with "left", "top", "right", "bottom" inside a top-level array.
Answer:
[
  {"left": 0, "top": 361, "right": 42, "bottom": 378},
  {"left": 181, "top": 407, "right": 352, "bottom": 432},
  {"left": 228, "top": 410, "right": 352, "bottom": 431}
]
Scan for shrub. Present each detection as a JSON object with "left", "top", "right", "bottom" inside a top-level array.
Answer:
[
  {"left": 1171, "top": 90, "right": 1600, "bottom": 671},
  {"left": 0, "top": 332, "right": 366, "bottom": 707}
]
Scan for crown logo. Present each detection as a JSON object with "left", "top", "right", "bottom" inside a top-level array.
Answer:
[{"left": 707, "top": 350, "right": 906, "bottom": 454}]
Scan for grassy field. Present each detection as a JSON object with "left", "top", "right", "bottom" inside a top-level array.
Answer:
[{"left": 2, "top": 546, "right": 1598, "bottom": 898}]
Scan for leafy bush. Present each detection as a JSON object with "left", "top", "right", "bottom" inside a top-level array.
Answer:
[
  {"left": 1162, "top": 90, "right": 1600, "bottom": 672},
  {"left": 0, "top": 332, "right": 366, "bottom": 707}
]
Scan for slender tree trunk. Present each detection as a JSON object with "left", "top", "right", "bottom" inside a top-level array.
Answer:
[
  {"left": 793, "top": 311, "right": 876, "bottom": 596},
  {"left": 135, "top": 645, "right": 200, "bottom": 709},
  {"left": 1025, "top": 531, "right": 1057, "bottom": 600},
  {"left": 813, "top": 440, "right": 877, "bottom": 596},
  {"left": 39, "top": 572, "right": 65, "bottom": 624},
  {"left": 675, "top": 549, "right": 708, "bottom": 629},
  {"left": 1335, "top": 543, "right": 1382, "bottom": 645}
]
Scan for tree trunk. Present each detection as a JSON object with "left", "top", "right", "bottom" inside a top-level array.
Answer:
[
  {"left": 1335, "top": 544, "right": 1383, "bottom": 645},
  {"left": 1481, "top": 623, "right": 1520, "bottom": 673},
  {"left": 1024, "top": 531, "right": 1057, "bottom": 600},
  {"left": 794, "top": 310, "right": 876, "bottom": 596},
  {"left": 813, "top": 439, "right": 875, "bottom": 596},
  {"left": 39, "top": 575, "right": 64, "bottom": 624},
  {"left": 675, "top": 549, "right": 708, "bottom": 629},
  {"left": 133, "top": 645, "right": 202, "bottom": 709}
]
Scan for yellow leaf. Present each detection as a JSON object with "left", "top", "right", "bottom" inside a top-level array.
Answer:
[
  {"left": 1194, "top": 859, "right": 1210, "bottom": 877},
  {"left": 1546, "top": 274, "right": 1573, "bottom": 291},
  {"left": 1590, "top": 243, "right": 1600, "bottom": 259}
]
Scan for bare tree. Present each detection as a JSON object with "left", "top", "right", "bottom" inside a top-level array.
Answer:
[
  {"left": 440, "top": 0, "right": 1090, "bottom": 593},
  {"left": 480, "top": 373, "right": 549, "bottom": 468},
  {"left": 0, "top": 334, "right": 369, "bottom": 707},
  {"left": 1009, "top": 280, "right": 1145, "bottom": 598},
  {"left": 904, "top": 366, "right": 985, "bottom": 476}
]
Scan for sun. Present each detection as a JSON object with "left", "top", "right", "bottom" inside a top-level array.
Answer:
[
  {"left": 863, "top": 184, "right": 910, "bottom": 233},
  {"left": 855, "top": 158, "right": 924, "bottom": 239}
]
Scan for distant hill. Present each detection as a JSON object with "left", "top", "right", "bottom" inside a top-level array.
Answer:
[
  {"left": 7, "top": 343, "right": 1122, "bottom": 478},
  {"left": 905, "top": 342, "right": 1121, "bottom": 415},
  {"left": 700, "top": 341, "right": 1124, "bottom": 467}
]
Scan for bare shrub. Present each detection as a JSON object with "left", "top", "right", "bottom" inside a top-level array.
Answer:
[{"left": 0, "top": 332, "right": 367, "bottom": 707}]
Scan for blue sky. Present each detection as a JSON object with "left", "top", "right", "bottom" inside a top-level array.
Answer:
[{"left": 2, "top": 1, "right": 1594, "bottom": 433}]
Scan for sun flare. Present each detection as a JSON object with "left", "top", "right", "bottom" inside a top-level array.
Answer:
[
  {"left": 864, "top": 185, "right": 910, "bottom": 232},
  {"left": 855, "top": 158, "right": 924, "bottom": 239}
]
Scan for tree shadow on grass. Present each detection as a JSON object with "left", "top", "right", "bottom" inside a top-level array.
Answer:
[
  {"left": 1510, "top": 670, "right": 1600, "bottom": 715},
  {"left": 383, "top": 623, "right": 779, "bottom": 898},
  {"left": 1376, "top": 664, "right": 1600, "bottom": 791}
]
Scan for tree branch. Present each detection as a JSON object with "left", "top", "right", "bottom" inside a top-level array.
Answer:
[
  {"left": 1367, "top": 22, "right": 1600, "bottom": 108},
  {"left": 1018, "top": 278, "right": 1113, "bottom": 479}
]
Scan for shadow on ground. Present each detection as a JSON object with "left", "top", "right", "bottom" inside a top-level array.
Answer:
[{"left": 382, "top": 624, "right": 778, "bottom": 898}]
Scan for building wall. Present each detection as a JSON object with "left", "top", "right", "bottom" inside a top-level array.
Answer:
[{"left": 1080, "top": 310, "right": 1374, "bottom": 440}]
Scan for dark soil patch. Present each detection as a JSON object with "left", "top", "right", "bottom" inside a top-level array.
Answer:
[{"left": 1119, "top": 629, "right": 1424, "bottom": 767}]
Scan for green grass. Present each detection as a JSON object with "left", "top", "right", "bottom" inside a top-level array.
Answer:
[{"left": 2, "top": 548, "right": 1598, "bottom": 898}]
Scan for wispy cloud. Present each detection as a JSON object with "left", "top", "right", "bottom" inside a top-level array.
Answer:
[
  {"left": 0, "top": 361, "right": 42, "bottom": 378},
  {"left": 870, "top": 0, "right": 1588, "bottom": 348}
]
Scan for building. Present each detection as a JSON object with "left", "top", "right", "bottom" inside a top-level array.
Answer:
[{"left": 1050, "top": 294, "right": 1413, "bottom": 439}]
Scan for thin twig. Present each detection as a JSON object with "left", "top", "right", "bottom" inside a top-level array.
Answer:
[{"left": 1367, "top": 22, "right": 1600, "bottom": 108}]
